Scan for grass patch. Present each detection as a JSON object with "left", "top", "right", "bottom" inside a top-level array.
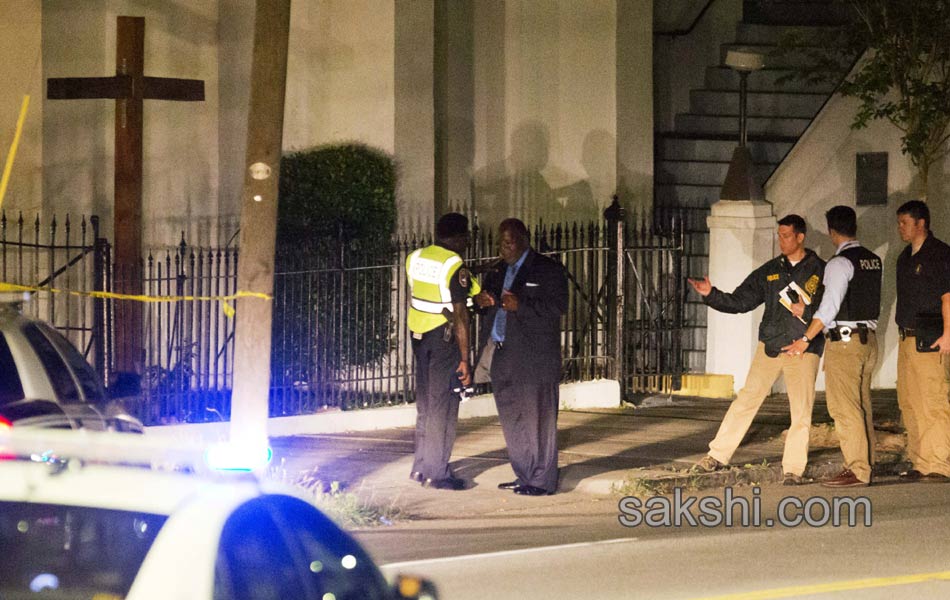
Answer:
[
  {"left": 267, "top": 463, "right": 403, "bottom": 529},
  {"left": 614, "top": 460, "right": 778, "bottom": 497}
]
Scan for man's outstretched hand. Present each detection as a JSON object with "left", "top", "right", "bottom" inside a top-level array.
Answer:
[{"left": 688, "top": 276, "right": 712, "bottom": 297}]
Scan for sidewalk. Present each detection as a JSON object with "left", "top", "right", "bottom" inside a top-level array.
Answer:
[{"left": 269, "top": 390, "right": 908, "bottom": 520}]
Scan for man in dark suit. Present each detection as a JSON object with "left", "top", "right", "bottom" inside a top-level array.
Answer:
[{"left": 474, "top": 218, "right": 568, "bottom": 495}]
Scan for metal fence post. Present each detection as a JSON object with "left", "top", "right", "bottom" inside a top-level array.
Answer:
[
  {"left": 604, "top": 196, "right": 626, "bottom": 394},
  {"left": 91, "top": 216, "right": 108, "bottom": 384}
]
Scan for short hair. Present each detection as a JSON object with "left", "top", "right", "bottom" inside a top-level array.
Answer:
[
  {"left": 778, "top": 214, "right": 807, "bottom": 235},
  {"left": 499, "top": 218, "right": 529, "bottom": 242},
  {"left": 825, "top": 205, "right": 857, "bottom": 237},
  {"left": 897, "top": 199, "right": 930, "bottom": 230},
  {"left": 436, "top": 212, "right": 468, "bottom": 240}
]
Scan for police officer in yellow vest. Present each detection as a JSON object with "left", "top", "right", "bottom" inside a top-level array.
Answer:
[{"left": 406, "top": 213, "right": 474, "bottom": 490}]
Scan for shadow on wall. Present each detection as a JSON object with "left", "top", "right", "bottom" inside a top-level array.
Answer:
[{"left": 472, "top": 120, "right": 605, "bottom": 229}]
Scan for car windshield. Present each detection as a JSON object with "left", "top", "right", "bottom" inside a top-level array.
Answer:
[{"left": 0, "top": 501, "right": 166, "bottom": 599}]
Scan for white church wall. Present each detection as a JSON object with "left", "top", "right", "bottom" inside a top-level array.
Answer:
[
  {"left": 472, "top": 0, "right": 619, "bottom": 229},
  {"left": 0, "top": 0, "right": 43, "bottom": 216},
  {"left": 284, "top": 0, "right": 396, "bottom": 154},
  {"left": 42, "top": 0, "right": 222, "bottom": 249}
]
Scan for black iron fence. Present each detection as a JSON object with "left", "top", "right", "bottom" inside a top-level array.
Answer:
[
  {"left": 1, "top": 208, "right": 690, "bottom": 425},
  {"left": 0, "top": 211, "right": 105, "bottom": 368}
]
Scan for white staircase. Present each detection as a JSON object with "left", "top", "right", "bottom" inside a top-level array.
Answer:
[{"left": 657, "top": 2, "right": 854, "bottom": 372}]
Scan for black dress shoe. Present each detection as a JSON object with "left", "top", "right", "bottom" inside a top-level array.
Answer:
[
  {"left": 409, "top": 471, "right": 425, "bottom": 483},
  {"left": 899, "top": 469, "right": 923, "bottom": 482},
  {"left": 497, "top": 480, "right": 521, "bottom": 490},
  {"left": 921, "top": 472, "right": 950, "bottom": 483},
  {"left": 422, "top": 476, "right": 467, "bottom": 490},
  {"left": 513, "top": 484, "right": 553, "bottom": 496}
]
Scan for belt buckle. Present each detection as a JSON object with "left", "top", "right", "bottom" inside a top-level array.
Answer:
[{"left": 839, "top": 326, "right": 852, "bottom": 343}]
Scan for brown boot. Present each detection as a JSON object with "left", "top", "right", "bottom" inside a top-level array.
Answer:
[{"left": 821, "top": 469, "right": 869, "bottom": 488}]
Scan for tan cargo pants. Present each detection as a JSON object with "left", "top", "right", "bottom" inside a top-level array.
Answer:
[
  {"left": 824, "top": 331, "right": 878, "bottom": 482},
  {"left": 708, "top": 342, "right": 820, "bottom": 476},
  {"left": 897, "top": 336, "right": 950, "bottom": 477}
]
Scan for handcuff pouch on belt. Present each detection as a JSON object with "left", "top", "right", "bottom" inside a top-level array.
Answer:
[{"left": 827, "top": 323, "right": 868, "bottom": 344}]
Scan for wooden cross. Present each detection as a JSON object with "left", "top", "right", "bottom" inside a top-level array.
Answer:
[{"left": 47, "top": 16, "right": 204, "bottom": 376}]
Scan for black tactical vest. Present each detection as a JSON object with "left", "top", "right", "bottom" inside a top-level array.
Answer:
[{"left": 836, "top": 245, "right": 882, "bottom": 322}]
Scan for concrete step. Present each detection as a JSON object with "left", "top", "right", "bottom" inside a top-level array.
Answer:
[
  {"left": 734, "top": 22, "right": 844, "bottom": 45},
  {"left": 674, "top": 113, "right": 811, "bottom": 138},
  {"left": 690, "top": 89, "right": 827, "bottom": 118},
  {"left": 656, "top": 159, "right": 776, "bottom": 186},
  {"left": 657, "top": 135, "right": 795, "bottom": 163},
  {"left": 704, "top": 66, "right": 837, "bottom": 93},
  {"left": 743, "top": 0, "right": 855, "bottom": 26},
  {"left": 656, "top": 182, "right": 742, "bottom": 209}
]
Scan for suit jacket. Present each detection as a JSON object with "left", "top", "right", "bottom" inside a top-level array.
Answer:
[{"left": 479, "top": 249, "right": 569, "bottom": 384}]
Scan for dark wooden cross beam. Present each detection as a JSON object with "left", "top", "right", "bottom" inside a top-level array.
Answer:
[{"left": 47, "top": 16, "right": 204, "bottom": 376}]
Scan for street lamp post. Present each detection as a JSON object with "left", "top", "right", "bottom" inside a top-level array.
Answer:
[{"left": 720, "top": 49, "right": 766, "bottom": 201}]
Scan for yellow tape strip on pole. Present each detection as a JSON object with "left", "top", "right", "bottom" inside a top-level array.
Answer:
[{"left": 0, "top": 95, "right": 30, "bottom": 212}]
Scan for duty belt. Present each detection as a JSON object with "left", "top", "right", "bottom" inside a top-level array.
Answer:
[
  {"left": 899, "top": 327, "right": 916, "bottom": 340},
  {"left": 825, "top": 324, "right": 872, "bottom": 344}
]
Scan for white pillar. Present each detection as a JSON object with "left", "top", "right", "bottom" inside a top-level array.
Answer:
[{"left": 705, "top": 200, "right": 776, "bottom": 391}]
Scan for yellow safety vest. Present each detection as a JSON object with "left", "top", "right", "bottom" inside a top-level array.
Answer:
[{"left": 406, "top": 245, "right": 480, "bottom": 334}]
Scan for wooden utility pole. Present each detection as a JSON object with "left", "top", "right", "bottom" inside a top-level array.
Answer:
[
  {"left": 230, "top": 0, "right": 292, "bottom": 452},
  {"left": 47, "top": 17, "right": 204, "bottom": 375}
]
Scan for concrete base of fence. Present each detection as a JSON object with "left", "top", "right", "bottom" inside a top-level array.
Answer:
[{"left": 144, "top": 379, "right": 621, "bottom": 443}]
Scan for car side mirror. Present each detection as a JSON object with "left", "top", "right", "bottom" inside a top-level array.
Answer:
[{"left": 391, "top": 574, "right": 439, "bottom": 600}]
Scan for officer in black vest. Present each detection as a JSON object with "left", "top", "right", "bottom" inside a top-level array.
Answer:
[{"left": 783, "top": 206, "right": 882, "bottom": 487}]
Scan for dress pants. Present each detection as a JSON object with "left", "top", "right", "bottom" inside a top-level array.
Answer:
[
  {"left": 708, "top": 342, "right": 820, "bottom": 476},
  {"left": 411, "top": 328, "right": 461, "bottom": 481},
  {"left": 824, "top": 332, "right": 878, "bottom": 482},
  {"left": 897, "top": 336, "right": 950, "bottom": 477},
  {"left": 492, "top": 352, "right": 560, "bottom": 493}
]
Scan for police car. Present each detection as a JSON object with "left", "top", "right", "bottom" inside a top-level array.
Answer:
[
  {"left": 0, "top": 428, "right": 437, "bottom": 600},
  {"left": 0, "top": 292, "right": 142, "bottom": 432}
]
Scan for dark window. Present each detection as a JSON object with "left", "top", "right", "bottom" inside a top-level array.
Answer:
[
  {"left": 274, "top": 496, "right": 389, "bottom": 600},
  {"left": 22, "top": 323, "right": 80, "bottom": 403},
  {"left": 0, "top": 334, "right": 25, "bottom": 405},
  {"left": 35, "top": 322, "right": 105, "bottom": 403},
  {"left": 214, "top": 499, "right": 307, "bottom": 600},
  {"left": 0, "top": 502, "right": 166, "bottom": 598}
]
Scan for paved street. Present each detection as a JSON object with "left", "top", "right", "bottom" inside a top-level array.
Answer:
[
  {"left": 263, "top": 391, "right": 950, "bottom": 599},
  {"left": 365, "top": 482, "right": 950, "bottom": 600}
]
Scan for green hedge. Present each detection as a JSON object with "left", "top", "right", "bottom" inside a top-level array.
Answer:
[{"left": 273, "top": 144, "right": 397, "bottom": 403}]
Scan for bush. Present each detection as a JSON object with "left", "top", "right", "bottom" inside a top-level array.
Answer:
[{"left": 272, "top": 144, "right": 397, "bottom": 406}]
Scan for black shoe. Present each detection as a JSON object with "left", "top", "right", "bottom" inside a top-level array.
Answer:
[
  {"left": 497, "top": 480, "right": 521, "bottom": 490},
  {"left": 513, "top": 484, "right": 553, "bottom": 496},
  {"left": 422, "top": 476, "right": 467, "bottom": 490},
  {"left": 782, "top": 473, "right": 804, "bottom": 486},
  {"left": 409, "top": 471, "right": 425, "bottom": 483},
  {"left": 899, "top": 469, "right": 923, "bottom": 482},
  {"left": 921, "top": 472, "right": 950, "bottom": 483}
]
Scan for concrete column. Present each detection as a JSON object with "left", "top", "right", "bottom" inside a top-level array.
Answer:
[
  {"left": 705, "top": 200, "right": 776, "bottom": 391},
  {"left": 395, "top": 0, "right": 435, "bottom": 232}
]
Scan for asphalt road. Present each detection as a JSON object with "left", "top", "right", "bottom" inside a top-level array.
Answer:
[{"left": 360, "top": 480, "right": 950, "bottom": 600}]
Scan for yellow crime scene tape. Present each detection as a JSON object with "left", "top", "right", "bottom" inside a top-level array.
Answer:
[{"left": 0, "top": 282, "right": 271, "bottom": 319}]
